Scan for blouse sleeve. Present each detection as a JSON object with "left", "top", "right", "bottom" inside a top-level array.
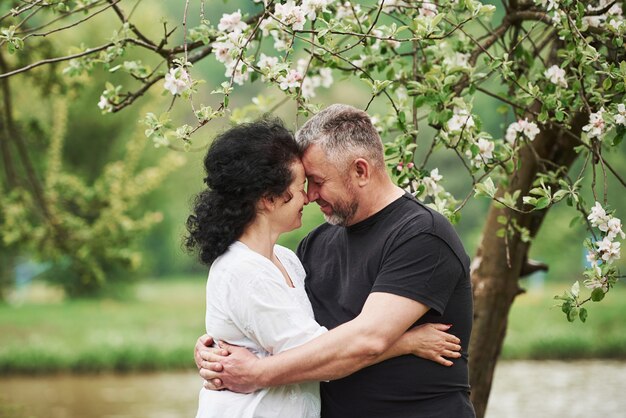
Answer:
[{"left": 226, "top": 266, "right": 327, "bottom": 355}]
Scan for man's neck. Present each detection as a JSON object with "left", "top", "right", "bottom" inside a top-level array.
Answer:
[{"left": 348, "top": 180, "right": 405, "bottom": 226}]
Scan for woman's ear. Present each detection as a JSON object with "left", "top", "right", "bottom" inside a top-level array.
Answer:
[{"left": 259, "top": 195, "right": 276, "bottom": 212}]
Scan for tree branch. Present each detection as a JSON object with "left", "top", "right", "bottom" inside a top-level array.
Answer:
[{"left": 0, "top": 42, "right": 115, "bottom": 79}]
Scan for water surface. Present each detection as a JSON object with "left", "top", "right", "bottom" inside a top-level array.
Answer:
[{"left": 1, "top": 360, "right": 624, "bottom": 417}]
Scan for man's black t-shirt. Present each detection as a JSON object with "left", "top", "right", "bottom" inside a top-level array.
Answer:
[{"left": 297, "top": 193, "right": 475, "bottom": 418}]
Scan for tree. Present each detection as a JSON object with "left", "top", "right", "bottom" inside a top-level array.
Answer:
[{"left": 1, "top": 0, "right": 625, "bottom": 415}]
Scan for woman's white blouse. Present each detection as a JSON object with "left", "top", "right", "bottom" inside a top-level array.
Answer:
[{"left": 196, "top": 241, "right": 327, "bottom": 418}]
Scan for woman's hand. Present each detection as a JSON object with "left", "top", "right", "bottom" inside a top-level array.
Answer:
[{"left": 400, "top": 323, "right": 462, "bottom": 366}]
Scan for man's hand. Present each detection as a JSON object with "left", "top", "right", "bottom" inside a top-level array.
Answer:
[
  {"left": 194, "top": 334, "right": 229, "bottom": 390},
  {"left": 204, "top": 341, "right": 262, "bottom": 394},
  {"left": 195, "top": 335, "right": 262, "bottom": 393},
  {"left": 401, "top": 323, "right": 462, "bottom": 366}
]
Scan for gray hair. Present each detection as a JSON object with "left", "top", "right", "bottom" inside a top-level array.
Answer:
[{"left": 295, "top": 104, "right": 385, "bottom": 170}]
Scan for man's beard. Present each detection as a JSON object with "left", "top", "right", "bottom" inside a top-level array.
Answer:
[{"left": 323, "top": 183, "right": 359, "bottom": 226}]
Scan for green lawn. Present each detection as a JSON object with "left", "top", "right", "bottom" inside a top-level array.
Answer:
[
  {"left": 502, "top": 280, "right": 626, "bottom": 359},
  {"left": 1, "top": 277, "right": 625, "bottom": 374},
  {"left": 0, "top": 277, "right": 206, "bottom": 374}
]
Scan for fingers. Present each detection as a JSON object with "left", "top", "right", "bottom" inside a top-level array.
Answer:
[
  {"left": 444, "top": 333, "right": 461, "bottom": 345},
  {"left": 435, "top": 356, "right": 454, "bottom": 367},
  {"left": 200, "top": 359, "right": 224, "bottom": 372},
  {"left": 200, "top": 348, "right": 229, "bottom": 362},
  {"left": 445, "top": 342, "right": 462, "bottom": 353},
  {"left": 218, "top": 340, "right": 239, "bottom": 354},
  {"left": 430, "top": 323, "right": 452, "bottom": 331},
  {"left": 199, "top": 334, "right": 214, "bottom": 347},
  {"left": 203, "top": 378, "right": 224, "bottom": 391},
  {"left": 199, "top": 365, "right": 222, "bottom": 381}
]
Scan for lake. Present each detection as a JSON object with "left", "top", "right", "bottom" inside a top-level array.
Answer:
[{"left": 1, "top": 360, "right": 624, "bottom": 417}]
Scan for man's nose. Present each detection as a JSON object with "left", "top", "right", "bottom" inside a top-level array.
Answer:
[{"left": 306, "top": 183, "right": 318, "bottom": 202}]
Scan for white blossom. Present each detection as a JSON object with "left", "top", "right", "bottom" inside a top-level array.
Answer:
[
  {"left": 584, "top": 269, "right": 608, "bottom": 291},
  {"left": 163, "top": 67, "right": 192, "bottom": 95},
  {"left": 607, "top": 217, "right": 626, "bottom": 241},
  {"left": 467, "top": 138, "right": 495, "bottom": 167},
  {"left": 259, "top": 17, "right": 274, "bottom": 36},
  {"left": 271, "top": 31, "right": 290, "bottom": 51},
  {"left": 381, "top": 0, "right": 410, "bottom": 13},
  {"left": 596, "top": 237, "right": 621, "bottom": 264},
  {"left": 477, "top": 138, "right": 495, "bottom": 160},
  {"left": 586, "top": 250, "right": 597, "bottom": 265},
  {"left": 257, "top": 53, "right": 279, "bottom": 72},
  {"left": 278, "top": 69, "right": 303, "bottom": 90},
  {"left": 544, "top": 65, "right": 568, "bottom": 88},
  {"left": 517, "top": 119, "right": 540, "bottom": 141},
  {"left": 588, "top": 201, "right": 610, "bottom": 230},
  {"left": 537, "top": 0, "right": 560, "bottom": 11},
  {"left": 419, "top": 3, "right": 438, "bottom": 18},
  {"left": 582, "top": 108, "right": 606, "bottom": 140},
  {"left": 318, "top": 67, "right": 333, "bottom": 88},
  {"left": 614, "top": 103, "right": 626, "bottom": 126},
  {"left": 301, "top": 0, "right": 332, "bottom": 21},
  {"left": 212, "top": 38, "right": 236, "bottom": 65},
  {"left": 443, "top": 52, "right": 470, "bottom": 69},
  {"left": 300, "top": 76, "right": 318, "bottom": 98},
  {"left": 275, "top": 1, "right": 307, "bottom": 31},
  {"left": 352, "top": 54, "right": 367, "bottom": 68},
  {"left": 218, "top": 10, "right": 248, "bottom": 33},
  {"left": 97, "top": 95, "right": 112, "bottom": 112},
  {"left": 336, "top": 1, "right": 361, "bottom": 20},
  {"left": 583, "top": 0, "right": 623, "bottom": 29},
  {"left": 447, "top": 107, "right": 475, "bottom": 133},
  {"left": 422, "top": 168, "right": 443, "bottom": 196},
  {"left": 607, "top": 18, "right": 624, "bottom": 32},
  {"left": 225, "top": 61, "right": 252, "bottom": 86},
  {"left": 505, "top": 118, "right": 539, "bottom": 144}
]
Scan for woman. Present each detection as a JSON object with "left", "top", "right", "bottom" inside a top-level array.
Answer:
[{"left": 186, "top": 118, "right": 457, "bottom": 418}]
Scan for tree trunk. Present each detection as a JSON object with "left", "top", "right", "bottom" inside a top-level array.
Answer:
[{"left": 469, "top": 113, "right": 587, "bottom": 418}]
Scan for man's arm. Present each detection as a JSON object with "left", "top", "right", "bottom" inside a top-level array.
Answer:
[
  {"left": 196, "top": 321, "right": 461, "bottom": 389},
  {"left": 203, "top": 292, "right": 435, "bottom": 393}
]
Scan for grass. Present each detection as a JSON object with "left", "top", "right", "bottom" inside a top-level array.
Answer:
[
  {"left": 1, "top": 276, "right": 626, "bottom": 374},
  {"left": 0, "top": 277, "right": 205, "bottom": 374},
  {"left": 501, "top": 280, "right": 626, "bottom": 359}
]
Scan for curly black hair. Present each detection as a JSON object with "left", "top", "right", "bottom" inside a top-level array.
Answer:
[{"left": 185, "top": 117, "right": 300, "bottom": 265}]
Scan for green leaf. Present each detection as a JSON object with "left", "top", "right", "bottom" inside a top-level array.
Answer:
[
  {"left": 567, "top": 307, "right": 578, "bottom": 322},
  {"left": 552, "top": 190, "right": 568, "bottom": 202},
  {"left": 579, "top": 307, "right": 588, "bottom": 323},
  {"left": 535, "top": 197, "right": 550, "bottom": 210},
  {"left": 591, "top": 287, "right": 605, "bottom": 302}
]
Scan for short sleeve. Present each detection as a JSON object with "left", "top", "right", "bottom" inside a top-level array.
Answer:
[
  {"left": 226, "top": 272, "right": 327, "bottom": 354},
  {"left": 371, "top": 233, "right": 464, "bottom": 315}
]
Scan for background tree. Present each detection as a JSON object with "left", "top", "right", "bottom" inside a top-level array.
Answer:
[{"left": 1, "top": 0, "right": 625, "bottom": 416}]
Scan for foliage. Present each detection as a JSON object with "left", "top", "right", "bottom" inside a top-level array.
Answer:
[
  {"left": 4, "top": 0, "right": 619, "bottom": 317},
  {"left": 0, "top": 97, "right": 185, "bottom": 296}
]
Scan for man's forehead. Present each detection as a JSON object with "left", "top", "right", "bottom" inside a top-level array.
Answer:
[{"left": 302, "top": 145, "right": 328, "bottom": 177}]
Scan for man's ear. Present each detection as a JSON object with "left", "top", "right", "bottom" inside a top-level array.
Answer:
[{"left": 353, "top": 158, "right": 370, "bottom": 187}]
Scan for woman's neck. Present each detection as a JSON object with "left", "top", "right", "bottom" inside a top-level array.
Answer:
[{"left": 238, "top": 217, "right": 280, "bottom": 260}]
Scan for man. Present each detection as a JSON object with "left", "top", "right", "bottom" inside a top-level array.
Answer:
[{"left": 196, "top": 104, "right": 475, "bottom": 417}]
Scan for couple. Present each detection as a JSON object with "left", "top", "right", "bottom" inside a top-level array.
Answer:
[{"left": 186, "top": 104, "right": 475, "bottom": 418}]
